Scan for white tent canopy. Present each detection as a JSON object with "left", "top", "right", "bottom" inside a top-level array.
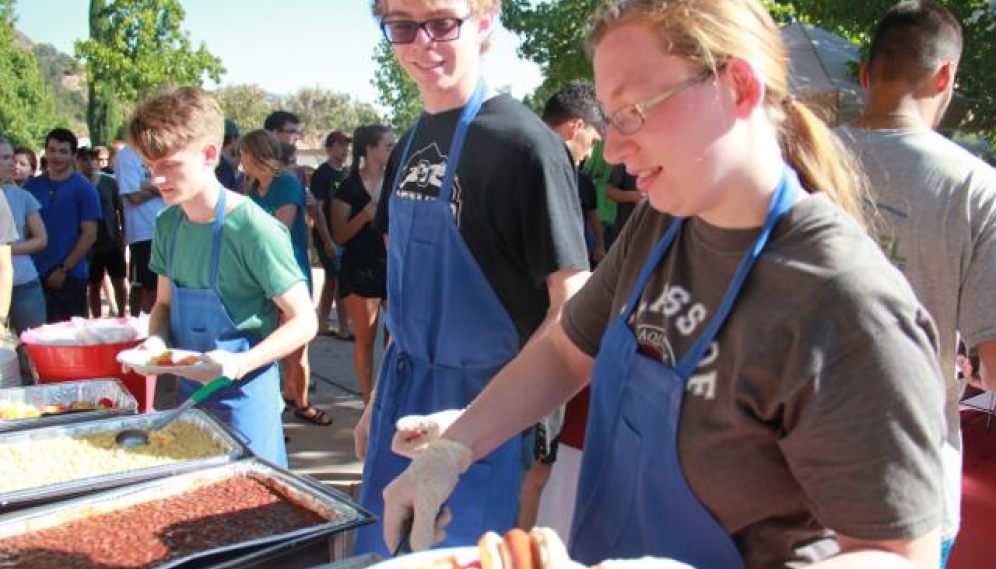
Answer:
[{"left": 782, "top": 22, "right": 865, "bottom": 126}]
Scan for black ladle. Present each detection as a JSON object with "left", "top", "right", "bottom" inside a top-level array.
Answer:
[{"left": 115, "top": 376, "right": 232, "bottom": 447}]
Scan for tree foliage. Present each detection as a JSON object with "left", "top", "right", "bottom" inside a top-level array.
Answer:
[
  {"left": 502, "top": 0, "right": 995, "bottom": 143},
  {"left": 216, "top": 84, "right": 382, "bottom": 149},
  {"left": 372, "top": 41, "right": 422, "bottom": 131},
  {"left": 76, "top": 0, "right": 225, "bottom": 145},
  {"left": 0, "top": 0, "right": 59, "bottom": 147}
]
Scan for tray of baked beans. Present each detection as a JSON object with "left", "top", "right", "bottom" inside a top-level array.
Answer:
[
  {"left": 0, "top": 457, "right": 374, "bottom": 569},
  {"left": 0, "top": 408, "right": 247, "bottom": 510},
  {"left": 0, "top": 379, "right": 138, "bottom": 433}
]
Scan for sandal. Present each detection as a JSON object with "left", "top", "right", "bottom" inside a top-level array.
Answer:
[
  {"left": 333, "top": 331, "right": 356, "bottom": 342},
  {"left": 294, "top": 406, "right": 333, "bottom": 426}
]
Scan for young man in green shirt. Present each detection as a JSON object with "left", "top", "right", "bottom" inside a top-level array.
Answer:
[{"left": 126, "top": 87, "right": 317, "bottom": 466}]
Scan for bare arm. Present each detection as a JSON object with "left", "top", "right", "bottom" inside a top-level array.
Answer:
[
  {"left": 446, "top": 268, "right": 592, "bottom": 460},
  {"left": 585, "top": 209, "right": 606, "bottom": 262},
  {"left": 273, "top": 204, "right": 298, "bottom": 231},
  {"left": 807, "top": 530, "right": 939, "bottom": 569},
  {"left": 967, "top": 339, "right": 996, "bottom": 391},
  {"left": 9, "top": 212, "right": 47, "bottom": 256},
  {"left": 606, "top": 184, "right": 644, "bottom": 203},
  {"left": 0, "top": 246, "right": 11, "bottom": 325},
  {"left": 234, "top": 281, "right": 317, "bottom": 375},
  {"left": 331, "top": 198, "right": 374, "bottom": 245},
  {"left": 122, "top": 180, "right": 160, "bottom": 205},
  {"left": 148, "top": 275, "right": 173, "bottom": 342},
  {"left": 63, "top": 220, "right": 97, "bottom": 270},
  {"left": 311, "top": 199, "right": 336, "bottom": 252}
]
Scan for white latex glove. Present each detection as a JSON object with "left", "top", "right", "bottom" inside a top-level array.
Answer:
[
  {"left": 120, "top": 335, "right": 168, "bottom": 375},
  {"left": 382, "top": 438, "right": 472, "bottom": 552},
  {"left": 391, "top": 409, "right": 464, "bottom": 459},
  {"left": 354, "top": 401, "right": 374, "bottom": 460},
  {"left": 594, "top": 558, "right": 697, "bottom": 569},
  {"left": 182, "top": 349, "right": 245, "bottom": 383}
]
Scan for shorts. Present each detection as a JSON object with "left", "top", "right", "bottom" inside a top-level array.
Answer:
[
  {"left": 128, "top": 240, "right": 157, "bottom": 291},
  {"left": 339, "top": 256, "right": 386, "bottom": 299},
  {"left": 88, "top": 247, "right": 127, "bottom": 284}
]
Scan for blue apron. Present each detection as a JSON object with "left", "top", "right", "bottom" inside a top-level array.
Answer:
[
  {"left": 569, "top": 168, "right": 802, "bottom": 567},
  {"left": 168, "top": 188, "right": 287, "bottom": 467},
  {"left": 356, "top": 81, "right": 524, "bottom": 555}
]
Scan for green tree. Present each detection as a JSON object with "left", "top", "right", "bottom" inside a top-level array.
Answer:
[
  {"left": 282, "top": 87, "right": 382, "bottom": 148},
  {"left": 76, "top": 0, "right": 225, "bottom": 145},
  {"left": 0, "top": 0, "right": 58, "bottom": 147},
  {"left": 216, "top": 84, "right": 278, "bottom": 136},
  {"left": 504, "top": 0, "right": 995, "bottom": 144},
  {"left": 372, "top": 41, "right": 422, "bottom": 130}
]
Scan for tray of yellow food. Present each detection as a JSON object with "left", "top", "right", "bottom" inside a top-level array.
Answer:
[
  {"left": 0, "top": 408, "right": 248, "bottom": 510},
  {"left": 0, "top": 378, "right": 138, "bottom": 433}
]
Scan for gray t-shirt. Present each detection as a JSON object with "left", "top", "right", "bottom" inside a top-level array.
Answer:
[
  {"left": 563, "top": 194, "right": 944, "bottom": 568},
  {"left": 836, "top": 126, "right": 996, "bottom": 425}
]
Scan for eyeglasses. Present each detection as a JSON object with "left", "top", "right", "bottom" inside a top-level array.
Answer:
[
  {"left": 602, "top": 70, "right": 715, "bottom": 135},
  {"left": 380, "top": 15, "right": 469, "bottom": 44}
]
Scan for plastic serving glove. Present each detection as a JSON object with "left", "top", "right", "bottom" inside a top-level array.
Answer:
[
  {"left": 391, "top": 408, "right": 464, "bottom": 459},
  {"left": 120, "top": 335, "right": 168, "bottom": 375},
  {"left": 186, "top": 349, "right": 244, "bottom": 384},
  {"left": 594, "top": 558, "right": 697, "bottom": 569},
  {"left": 382, "top": 437, "right": 472, "bottom": 552}
]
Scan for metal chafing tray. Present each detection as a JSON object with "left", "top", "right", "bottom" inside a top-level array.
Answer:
[
  {"left": 0, "top": 378, "right": 138, "bottom": 433},
  {"left": 0, "top": 458, "right": 374, "bottom": 569},
  {"left": 0, "top": 408, "right": 247, "bottom": 510}
]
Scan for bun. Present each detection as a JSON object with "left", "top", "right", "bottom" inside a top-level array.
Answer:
[
  {"left": 476, "top": 527, "right": 569, "bottom": 569},
  {"left": 529, "top": 527, "right": 570, "bottom": 569},
  {"left": 479, "top": 531, "right": 506, "bottom": 569}
]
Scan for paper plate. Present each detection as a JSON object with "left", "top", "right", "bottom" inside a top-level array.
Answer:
[
  {"left": 116, "top": 348, "right": 213, "bottom": 376},
  {"left": 368, "top": 547, "right": 479, "bottom": 569}
]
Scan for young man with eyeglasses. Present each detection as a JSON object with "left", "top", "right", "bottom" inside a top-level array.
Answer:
[{"left": 353, "top": 0, "right": 589, "bottom": 555}]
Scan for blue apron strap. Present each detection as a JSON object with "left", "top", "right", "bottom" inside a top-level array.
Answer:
[
  {"left": 675, "top": 167, "right": 802, "bottom": 378},
  {"left": 620, "top": 217, "right": 685, "bottom": 321},
  {"left": 208, "top": 187, "right": 227, "bottom": 288},
  {"left": 166, "top": 185, "right": 228, "bottom": 287},
  {"left": 389, "top": 79, "right": 488, "bottom": 203}
]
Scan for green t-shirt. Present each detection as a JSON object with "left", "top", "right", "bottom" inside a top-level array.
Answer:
[
  {"left": 582, "top": 140, "right": 616, "bottom": 224},
  {"left": 150, "top": 199, "right": 304, "bottom": 338}
]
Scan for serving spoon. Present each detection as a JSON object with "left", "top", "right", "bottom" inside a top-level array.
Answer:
[{"left": 115, "top": 376, "right": 232, "bottom": 447}]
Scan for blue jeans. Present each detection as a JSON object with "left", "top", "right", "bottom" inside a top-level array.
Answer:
[{"left": 10, "top": 280, "right": 46, "bottom": 334}]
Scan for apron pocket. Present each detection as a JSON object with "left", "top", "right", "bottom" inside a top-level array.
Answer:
[{"left": 582, "top": 414, "right": 640, "bottom": 549}]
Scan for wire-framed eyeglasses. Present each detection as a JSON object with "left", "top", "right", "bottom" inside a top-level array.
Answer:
[
  {"left": 380, "top": 15, "right": 470, "bottom": 44},
  {"left": 602, "top": 70, "right": 715, "bottom": 135}
]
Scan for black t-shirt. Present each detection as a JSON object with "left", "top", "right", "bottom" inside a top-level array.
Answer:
[
  {"left": 311, "top": 162, "right": 347, "bottom": 239},
  {"left": 578, "top": 171, "right": 596, "bottom": 214},
  {"left": 608, "top": 163, "right": 638, "bottom": 230},
  {"left": 335, "top": 172, "right": 386, "bottom": 270},
  {"left": 375, "top": 93, "right": 589, "bottom": 344},
  {"left": 92, "top": 173, "right": 122, "bottom": 251}
]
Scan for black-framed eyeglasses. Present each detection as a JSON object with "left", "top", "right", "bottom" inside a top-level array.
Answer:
[
  {"left": 380, "top": 15, "right": 470, "bottom": 44},
  {"left": 602, "top": 70, "right": 715, "bottom": 135}
]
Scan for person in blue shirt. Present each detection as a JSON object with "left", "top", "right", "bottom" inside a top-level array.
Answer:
[{"left": 24, "top": 128, "right": 101, "bottom": 323}]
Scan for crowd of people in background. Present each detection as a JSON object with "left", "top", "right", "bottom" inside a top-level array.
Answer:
[{"left": 1, "top": 1, "right": 995, "bottom": 568}]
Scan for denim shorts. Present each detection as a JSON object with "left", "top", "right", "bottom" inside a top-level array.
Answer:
[{"left": 10, "top": 279, "right": 46, "bottom": 334}]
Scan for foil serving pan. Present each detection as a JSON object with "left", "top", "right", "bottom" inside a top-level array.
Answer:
[
  {"left": 0, "top": 378, "right": 138, "bottom": 433},
  {"left": 0, "top": 458, "right": 374, "bottom": 569},
  {"left": 0, "top": 408, "right": 247, "bottom": 510}
]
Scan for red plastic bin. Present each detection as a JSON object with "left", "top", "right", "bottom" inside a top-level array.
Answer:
[{"left": 20, "top": 337, "right": 157, "bottom": 413}]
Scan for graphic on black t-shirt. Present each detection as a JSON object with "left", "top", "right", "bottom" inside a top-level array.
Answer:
[{"left": 395, "top": 142, "right": 464, "bottom": 224}]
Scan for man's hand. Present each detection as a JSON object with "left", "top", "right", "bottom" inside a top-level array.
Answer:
[
  {"left": 354, "top": 402, "right": 374, "bottom": 460},
  {"left": 44, "top": 268, "right": 67, "bottom": 290},
  {"left": 382, "top": 438, "right": 472, "bottom": 552}
]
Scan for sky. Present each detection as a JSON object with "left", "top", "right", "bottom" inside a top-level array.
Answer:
[{"left": 13, "top": 0, "right": 543, "bottom": 109}]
